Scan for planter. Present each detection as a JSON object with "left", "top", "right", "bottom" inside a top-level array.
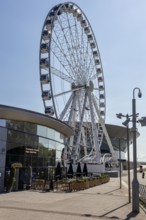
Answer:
[
  {"left": 53, "top": 175, "right": 110, "bottom": 192},
  {"left": 31, "top": 179, "right": 45, "bottom": 190},
  {"left": 89, "top": 180, "right": 95, "bottom": 187},
  {"left": 69, "top": 181, "right": 88, "bottom": 191},
  {"left": 84, "top": 181, "right": 89, "bottom": 189}
]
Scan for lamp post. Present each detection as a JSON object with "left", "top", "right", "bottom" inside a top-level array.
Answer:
[
  {"left": 116, "top": 113, "right": 132, "bottom": 203},
  {"left": 118, "top": 138, "right": 122, "bottom": 189},
  {"left": 132, "top": 87, "right": 142, "bottom": 213},
  {"left": 117, "top": 88, "right": 146, "bottom": 212}
]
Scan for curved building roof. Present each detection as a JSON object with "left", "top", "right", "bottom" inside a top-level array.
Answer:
[
  {"left": 105, "top": 123, "right": 139, "bottom": 141},
  {"left": 106, "top": 124, "right": 130, "bottom": 139},
  {"left": 0, "top": 105, "right": 74, "bottom": 137}
]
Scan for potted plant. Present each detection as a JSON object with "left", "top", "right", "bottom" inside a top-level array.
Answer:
[{"left": 6, "top": 167, "right": 16, "bottom": 193}]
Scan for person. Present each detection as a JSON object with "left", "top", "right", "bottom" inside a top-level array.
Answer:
[
  {"left": 142, "top": 171, "right": 145, "bottom": 179},
  {"left": 139, "top": 165, "right": 143, "bottom": 173}
]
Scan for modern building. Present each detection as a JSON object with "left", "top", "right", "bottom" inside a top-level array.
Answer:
[
  {"left": 0, "top": 105, "right": 73, "bottom": 193},
  {"left": 0, "top": 104, "right": 133, "bottom": 192}
]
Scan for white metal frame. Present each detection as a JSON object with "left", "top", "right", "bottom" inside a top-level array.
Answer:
[{"left": 39, "top": 2, "right": 112, "bottom": 164}]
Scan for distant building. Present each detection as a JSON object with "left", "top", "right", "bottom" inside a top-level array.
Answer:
[{"left": 101, "top": 124, "right": 134, "bottom": 160}]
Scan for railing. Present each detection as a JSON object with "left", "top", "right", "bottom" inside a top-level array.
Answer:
[{"left": 139, "top": 184, "right": 146, "bottom": 205}]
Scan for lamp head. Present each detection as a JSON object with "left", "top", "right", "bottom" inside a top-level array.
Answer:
[
  {"left": 139, "top": 117, "right": 146, "bottom": 126},
  {"left": 122, "top": 118, "right": 130, "bottom": 127},
  {"left": 138, "top": 90, "right": 142, "bottom": 98},
  {"left": 133, "top": 87, "right": 142, "bottom": 99}
]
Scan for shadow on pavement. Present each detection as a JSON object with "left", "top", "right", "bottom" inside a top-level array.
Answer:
[
  {"left": 99, "top": 188, "right": 120, "bottom": 195},
  {"left": 99, "top": 203, "right": 129, "bottom": 217}
]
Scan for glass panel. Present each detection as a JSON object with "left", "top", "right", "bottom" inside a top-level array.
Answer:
[
  {"left": 6, "top": 120, "right": 37, "bottom": 135},
  {"left": 7, "top": 130, "right": 38, "bottom": 148},
  {"left": 37, "top": 125, "right": 47, "bottom": 137},
  {"left": 23, "top": 122, "right": 37, "bottom": 135},
  {"left": 7, "top": 130, "right": 26, "bottom": 145},
  {"left": 47, "top": 128, "right": 55, "bottom": 139},
  {"left": 39, "top": 137, "right": 49, "bottom": 148},
  {"left": 49, "top": 139, "right": 56, "bottom": 149},
  {"left": 55, "top": 131, "right": 64, "bottom": 143},
  {"left": 6, "top": 120, "right": 24, "bottom": 131}
]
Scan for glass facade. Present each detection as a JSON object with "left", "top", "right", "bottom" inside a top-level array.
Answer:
[
  {"left": 0, "top": 119, "right": 127, "bottom": 167},
  {"left": 0, "top": 119, "right": 65, "bottom": 169}
]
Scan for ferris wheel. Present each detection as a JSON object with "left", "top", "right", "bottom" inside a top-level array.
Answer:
[{"left": 39, "top": 2, "right": 107, "bottom": 163}]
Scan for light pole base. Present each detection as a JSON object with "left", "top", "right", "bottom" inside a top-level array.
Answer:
[{"left": 132, "top": 179, "right": 139, "bottom": 213}]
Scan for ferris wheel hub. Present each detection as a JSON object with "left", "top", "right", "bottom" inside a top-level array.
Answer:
[{"left": 71, "top": 81, "right": 94, "bottom": 92}]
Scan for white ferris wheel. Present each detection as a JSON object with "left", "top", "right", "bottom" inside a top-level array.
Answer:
[{"left": 39, "top": 2, "right": 111, "bottom": 164}]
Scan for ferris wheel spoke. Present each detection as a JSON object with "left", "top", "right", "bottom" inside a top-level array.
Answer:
[
  {"left": 63, "top": 13, "right": 86, "bottom": 83},
  {"left": 83, "top": 38, "right": 89, "bottom": 79},
  {"left": 59, "top": 93, "right": 73, "bottom": 120},
  {"left": 79, "top": 28, "right": 85, "bottom": 78},
  {"left": 90, "top": 73, "right": 97, "bottom": 81},
  {"left": 65, "top": 14, "right": 81, "bottom": 76},
  {"left": 86, "top": 52, "right": 95, "bottom": 81},
  {"left": 51, "top": 66, "right": 73, "bottom": 83},
  {"left": 53, "top": 86, "right": 83, "bottom": 98},
  {"left": 86, "top": 59, "right": 96, "bottom": 81},
  {"left": 73, "top": 19, "right": 83, "bottom": 81},
  {"left": 55, "top": 15, "right": 78, "bottom": 79},
  {"left": 51, "top": 35, "right": 75, "bottom": 79}
]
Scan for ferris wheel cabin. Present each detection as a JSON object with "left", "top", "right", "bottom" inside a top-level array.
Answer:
[{"left": 45, "top": 106, "right": 54, "bottom": 116}]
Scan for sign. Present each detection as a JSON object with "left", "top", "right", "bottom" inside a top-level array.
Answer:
[{"left": 25, "top": 147, "right": 39, "bottom": 154}]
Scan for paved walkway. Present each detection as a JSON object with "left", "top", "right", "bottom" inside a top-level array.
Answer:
[{"left": 0, "top": 178, "right": 145, "bottom": 220}]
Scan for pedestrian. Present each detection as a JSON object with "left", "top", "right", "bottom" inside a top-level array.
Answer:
[{"left": 142, "top": 171, "right": 145, "bottom": 179}]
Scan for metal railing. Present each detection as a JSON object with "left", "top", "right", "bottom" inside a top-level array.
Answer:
[{"left": 139, "top": 184, "right": 146, "bottom": 205}]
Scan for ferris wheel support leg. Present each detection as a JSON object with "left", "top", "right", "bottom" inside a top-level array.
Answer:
[
  {"left": 77, "top": 91, "right": 87, "bottom": 157},
  {"left": 88, "top": 91, "right": 100, "bottom": 163},
  {"left": 66, "top": 92, "right": 77, "bottom": 149},
  {"left": 60, "top": 92, "right": 77, "bottom": 163},
  {"left": 74, "top": 90, "right": 88, "bottom": 161},
  {"left": 92, "top": 95, "right": 117, "bottom": 161}
]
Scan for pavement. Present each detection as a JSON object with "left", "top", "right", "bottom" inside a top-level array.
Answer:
[{"left": 0, "top": 177, "right": 146, "bottom": 220}]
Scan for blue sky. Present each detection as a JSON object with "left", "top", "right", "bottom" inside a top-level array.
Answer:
[{"left": 0, "top": 0, "right": 146, "bottom": 161}]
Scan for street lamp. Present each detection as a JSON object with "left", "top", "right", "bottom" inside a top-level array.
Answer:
[
  {"left": 118, "top": 138, "right": 122, "bottom": 189},
  {"left": 116, "top": 113, "right": 132, "bottom": 203},
  {"left": 117, "top": 88, "right": 146, "bottom": 213},
  {"left": 132, "top": 87, "right": 142, "bottom": 213}
]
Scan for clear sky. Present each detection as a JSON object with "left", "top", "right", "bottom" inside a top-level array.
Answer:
[{"left": 0, "top": 0, "right": 146, "bottom": 161}]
